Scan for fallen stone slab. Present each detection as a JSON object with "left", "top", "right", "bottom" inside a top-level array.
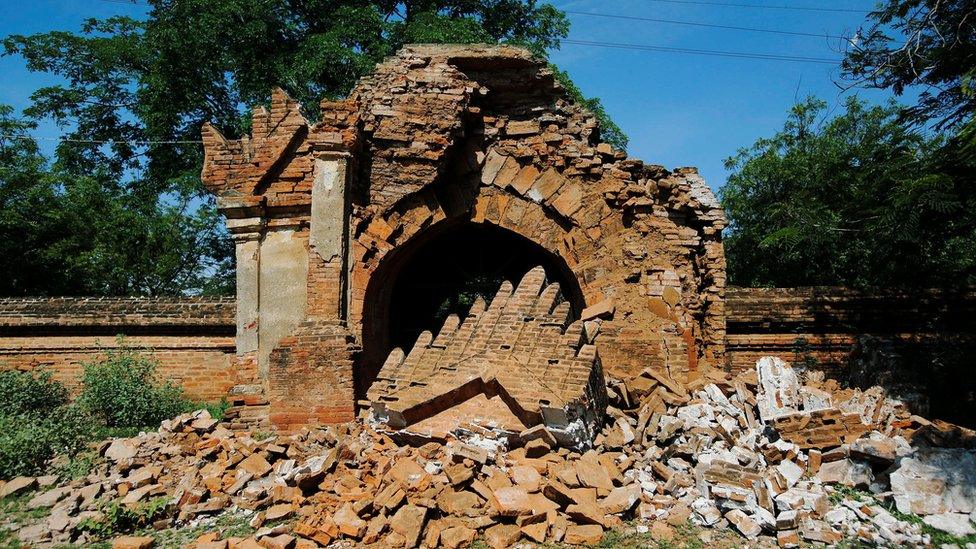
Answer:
[
  {"left": 922, "top": 513, "right": 975, "bottom": 537},
  {"left": 104, "top": 439, "right": 139, "bottom": 462},
  {"left": 756, "top": 356, "right": 802, "bottom": 422},
  {"left": 817, "top": 459, "right": 873, "bottom": 488},
  {"left": 0, "top": 476, "right": 36, "bottom": 499},
  {"left": 111, "top": 535, "right": 154, "bottom": 549},
  {"left": 890, "top": 448, "right": 976, "bottom": 516}
]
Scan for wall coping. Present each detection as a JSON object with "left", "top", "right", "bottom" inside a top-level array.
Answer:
[{"left": 0, "top": 297, "right": 236, "bottom": 329}]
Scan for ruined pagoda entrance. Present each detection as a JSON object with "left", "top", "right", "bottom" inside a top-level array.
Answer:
[
  {"left": 359, "top": 220, "right": 585, "bottom": 399},
  {"left": 201, "top": 45, "right": 728, "bottom": 430}
]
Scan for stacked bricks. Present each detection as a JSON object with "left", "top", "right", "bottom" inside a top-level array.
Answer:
[
  {"left": 725, "top": 287, "right": 976, "bottom": 378},
  {"left": 265, "top": 320, "right": 359, "bottom": 431},
  {"left": 201, "top": 89, "right": 314, "bottom": 205},
  {"left": 770, "top": 408, "right": 871, "bottom": 450},
  {"left": 0, "top": 296, "right": 234, "bottom": 328},
  {"left": 367, "top": 267, "right": 607, "bottom": 446}
]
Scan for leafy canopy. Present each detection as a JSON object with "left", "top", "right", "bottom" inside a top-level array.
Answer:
[
  {"left": 841, "top": 0, "right": 976, "bottom": 131},
  {"left": 0, "top": 106, "right": 231, "bottom": 295},
  {"left": 721, "top": 96, "right": 976, "bottom": 288},
  {"left": 2, "top": 0, "right": 626, "bottom": 296}
]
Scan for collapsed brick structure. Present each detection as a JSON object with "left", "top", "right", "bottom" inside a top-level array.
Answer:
[
  {"left": 200, "top": 44, "right": 727, "bottom": 431},
  {"left": 9, "top": 356, "right": 975, "bottom": 548},
  {"left": 367, "top": 267, "right": 607, "bottom": 447}
]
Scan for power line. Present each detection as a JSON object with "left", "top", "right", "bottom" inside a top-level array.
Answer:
[
  {"left": 98, "top": 0, "right": 868, "bottom": 13},
  {"left": 95, "top": 0, "right": 150, "bottom": 5},
  {"left": 641, "top": 0, "right": 869, "bottom": 13},
  {"left": 566, "top": 10, "right": 848, "bottom": 40},
  {"left": 0, "top": 134, "right": 202, "bottom": 145},
  {"left": 563, "top": 38, "right": 841, "bottom": 64}
]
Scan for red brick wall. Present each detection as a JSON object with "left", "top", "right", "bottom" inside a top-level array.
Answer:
[
  {"left": 725, "top": 287, "right": 976, "bottom": 425},
  {"left": 265, "top": 320, "right": 358, "bottom": 430},
  {"left": 0, "top": 297, "right": 237, "bottom": 402},
  {"left": 725, "top": 287, "right": 976, "bottom": 376},
  {"left": 4, "top": 289, "right": 973, "bottom": 421}
]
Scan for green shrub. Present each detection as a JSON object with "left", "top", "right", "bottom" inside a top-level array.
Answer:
[
  {"left": 202, "top": 399, "right": 230, "bottom": 421},
  {"left": 0, "top": 344, "right": 227, "bottom": 480},
  {"left": 77, "top": 345, "right": 191, "bottom": 429},
  {"left": 0, "top": 406, "right": 95, "bottom": 478},
  {"left": 0, "top": 369, "right": 69, "bottom": 417},
  {"left": 0, "top": 370, "right": 92, "bottom": 479}
]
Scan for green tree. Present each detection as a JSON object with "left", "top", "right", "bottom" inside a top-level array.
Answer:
[
  {"left": 0, "top": 105, "right": 232, "bottom": 295},
  {"left": 2, "top": 1, "right": 625, "bottom": 296},
  {"left": 841, "top": 0, "right": 976, "bottom": 131},
  {"left": 721, "top": 96, "right": 976, "bottom": 288}
]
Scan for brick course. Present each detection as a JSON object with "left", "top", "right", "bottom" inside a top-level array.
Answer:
[
  {"left": 367, "top": 266, "right": 607, "bottom": 446},
  {"left": 724, "top": 286, "right": 976, "bottom": 377},
  {"left": 0, "top": 298, "right": 236, "bottom": 402}
]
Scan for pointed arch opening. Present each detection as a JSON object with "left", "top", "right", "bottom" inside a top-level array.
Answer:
[{"left": 358, "top": 219, "right": 585, "bottom": 399}]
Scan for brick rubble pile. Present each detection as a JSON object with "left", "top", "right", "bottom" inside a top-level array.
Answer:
[{"left": 2, "top": 357, "right": 975, "bottom": 548}]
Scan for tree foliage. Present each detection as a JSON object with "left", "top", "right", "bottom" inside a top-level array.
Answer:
[
  {"left": 0, "top": 106, "right": 232, "bottom": 295},
  {"left": 722, "top": 96, "right": 976, "bottom": 288},
  {"left": 2, "top": 0, "right": 623, "bottom": 296},
  {"left": 841, "top": 0, "right": 976, "bottom": 131}
]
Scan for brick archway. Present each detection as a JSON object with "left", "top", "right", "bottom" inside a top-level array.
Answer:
[
  {"left": 201, "top": 45, "right": 728, "bottom": 429},
  {"left": 357, "top": 214, "right": 586, "bottom": 398}
]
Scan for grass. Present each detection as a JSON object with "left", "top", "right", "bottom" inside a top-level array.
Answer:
[
  {"left": 0, "top": 492, "right": 53, "bottom": 549},
  {"left": 0, "top": 492, "right": 254, "bottom": 549},
  {"left": 885, "top": 504, "right": 976, "bottom": 547},
  {"left": 549, "top": 521, "right": 728, "bottom": 549},
  {"left": 147, "top": 510, "right": 255, "bottom": 549},
  {"left": 55, "top": 450, "right": 100, "bottom": 481},
  {"left": 0, "top": 493, "right": 51, "bottom": 522},
  {"left": 828, "top": 484, "right": 871, "bottom": 504}
]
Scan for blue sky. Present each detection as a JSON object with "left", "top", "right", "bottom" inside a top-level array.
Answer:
[{"left": 0, "top": 0, "right": 914, "bottom": 194}]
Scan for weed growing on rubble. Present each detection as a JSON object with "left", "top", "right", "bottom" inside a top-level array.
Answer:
[
  {"left": 0, "top": 493, "right": 52, "bottom": 523},
  {"left": 203, "top": 399, "right": 231, "bottom": 422},
  {"left": 834, "top": 538, "right": 875, "bottom": 549},
  {"left": 0, "top": 493, "right": 53, "bottom": 549},
  {"left": 826, "top": 484, "right": 976, "bottom": 547},
  {"left": 885, "top": 504, "right": 976, "bottom": 547},
  {"left": 149, "top": 511, "right": 255, "bottom": 549},
  {"left": 75, "top": 497, "right": 172, "bottom": 541},
  {"left": 828, "top": 484, "right": 871, "bottom": 505},
  {"left": 56, "top": 450, "right": 100, "bottom": 480},
  {"left": 574, "top": 522, "right": 709, "bottom": 549}
]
